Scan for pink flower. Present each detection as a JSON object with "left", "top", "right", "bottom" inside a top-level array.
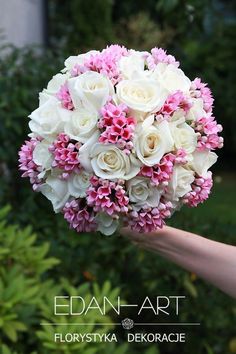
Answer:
[
  {"left": 157, "top": 90, "right": 192, "bottom": 120},
  {"left": 139, "top": 150, "right": 187, "bottom": 186},
  {"left": 127, "top": 199, "right": 173, "bottom": 233},
  {"left": 83, "top": 45, "right": 128, "bottom": 84},
  {"left": 147, "top": 47, "right": 179, "bottom": 70},
  {"left": 183, "top": 172, "right": 213, "bottom": 207},
  {"left": 98, "top": 101, "right": 136, "bottom": 154},
  {"left": 49, "top": 133, "right": 81, "bottom": 179},
  {"left": 18, "top": 138, "right": 42, "bottom": 190},
  {"left": 86, "top": 176, "right": 129, "bottom": 215},
  {"left": 191, "top": 78, "right": 214, "bottom": 113},
  {"left": 192, "top": 115, "right": 223, "bottom": 150},
  {"left": 56, "top": 83, "right": 74, "bottom": 110},
  {"left": 197, "top": 134, "right": 224, "bottom": 151},
  {"left": 63, "top": 199, "right": 97, "bottom": 233}
]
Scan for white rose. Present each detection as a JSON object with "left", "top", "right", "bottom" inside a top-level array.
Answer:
[
  {"left": 118, "top": 51, "right": 146, "bottom": 79},
  {"left": 96, "top": 213, "right": 119, "bottom": 236},
  {"left": 32, "top": 139, "right": 53, "bottom": 177},
  {"left": 62, "top": 51, "right": 99, "bottom": 72},
  {"left": 190, "top": 150, "right": 217, "bottom": 177},
  {"left": 186, "top": 98, "right": 206, "bottom": 121},
  {"left": 64, "top": 108, "right": 99, "bottom": 143},
  {"left": 167, "top": 166, "right": 195, "bottom": 201},
  {"left": 151, "top": 63, "right": 191, "bottom": 93},
  {"left": 90, "top": 143, "right": 141, "bottom": 180},
  {"left": 68, "top": 71, "right": 114, "bottom": 111},
  {"left": 68, "top": 171, "right": 91, "bottom": 198},
  {"left": 116, "top": 78, "right": 167, "bottom": 116},
  {"left": 134, "top": 115, "right": 174, "bottom": 166},
  {"left": 29, "top": 97, "right": 71, "bottom": 138},
  {"left": 79, "top": 131, "right": 100, "bottom": 172},
  {"left": 39, "top": 176, "right": 69, "bottom": 213},
  {"left": 170, "top": 122, "right": 198, "bottom": 154},
  {"left": 127, "top": 177, "right": 161, "bottom": 209},
  {"left": 39, "top": 73, "right": 69, "bottom": 106}
]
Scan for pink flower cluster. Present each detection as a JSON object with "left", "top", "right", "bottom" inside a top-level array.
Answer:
[
  {"left": 63, "top": 199, "right": 97, "bottom": 233},
  {"left": 18, "top": 138, "right": 42, "bottom": 190},
  {"left": 193, "top": 115, "right": 223, "bottom": 151},
  {"left": 87, "top": 176, "right": 129, "bottom": 215},
  {"left": 183, "top": 172, "right": 213, "bottom": 207},
  {"left": 191, "top": 78, "right": 214, "bottom": 113},
  {"left": 49, "top": 133, "right": 81, "bottom": 179},
  {"left": 98, "top": 102, "right": 136, "bottom": 154},
  {"left": 139, "top": 150, "right": 187, "bottom": 186},
  {"left": 147, "top": 47, "right": 179, "bottom": 70},
  {"left": 127, "top": 199, "right": 173, "bottom": 233},
  {"left": 56, "top": 83, "right": 74, "bottom": 110},
  {"left": 156, "top": 90, "right": 192, "bottom": 120},
  {"left": 80, "top": 45, "right": 128, "bottom": 84}
]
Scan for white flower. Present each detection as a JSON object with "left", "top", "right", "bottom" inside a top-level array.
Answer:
[
  {"left": 151, "top": 63, "right": 191, "bottom": 93},
  {"left": 134, "top": 115, "right": 174, "bottom": 166},
  {"left": 118, "top": 51, "right": 146, "bottom": 79},
  {"left": 39, "top": 73, "right": 69, "bottom": 106},
  {"left": 116, "top": 78, "right": 167, "bottom": 116},
  {"left": 64, "top": 108, "right": 99, "bottom": 143},
  {"left": 32, "top": 139, "right": 53, "bottom": 176},
  {"left": 90, "top": 143, "right": 141, "bottom": 180},
  {"left": 68, "top": 171, "right": 91, "bottom": 198},
  {"left": 170, "top": 121, "right": 198, "bottom": 154},
  {"left": 79, "top": 131, "right": 100, "bottom": 172},
  {"left": 190, "top": 150, "right": 218, "bottom": 177},
  {"left": 29, "top": 97, "right": 71, "bottom": 138},
  {"left": 127, "top": 177, "right": 161, "bottom": 209},
  {"left": 167, "top": 166, "right": 195, "bottom": 201},
  {"left": 62, "top": 51, "right": 99, "bottom": 72},
  {"left": 68, "top": 71, "right": 114, "bottom": 111},
  {"left": 186, "top": 98, "right": 206, "bottom": 121},
  {"left": 96, "top": 213, "right": 119, "bottom": 236},
  {"left": 39, "top": 176, "right": 69, "bottom": 213}
]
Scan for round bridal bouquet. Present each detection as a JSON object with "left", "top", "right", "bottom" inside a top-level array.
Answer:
[{"left": 19, "top": 45, "right": 223, "bottom": 236}]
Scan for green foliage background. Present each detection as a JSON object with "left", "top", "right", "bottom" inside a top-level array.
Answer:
[{"left": 0, "top": 0, "right": 235, "bottom": 353}]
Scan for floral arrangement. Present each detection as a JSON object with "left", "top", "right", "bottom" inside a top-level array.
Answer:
[{"left": 19, "top": 45, "right": 223, "bottom": 235}]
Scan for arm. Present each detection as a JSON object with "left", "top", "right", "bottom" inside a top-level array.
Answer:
[{"left": 121, "top": 226, "right": 236, "bottom": 298}]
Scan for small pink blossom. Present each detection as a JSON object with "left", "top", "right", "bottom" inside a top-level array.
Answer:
[
  {"left": 63, "top": 199, "right": 97, "bottom": 233},
  {"left": 157, "top": 91, "right": 192, "bottom": 120},
  {"left": 49, "top": 133, "right": 80, "bottom": 179},
  {"left": 56, "top": 83, "right": 74, "bottom": 110},
  {"left": 139, "top": 150, "right": 187, "bottom": 186},
  {"left": 191, "top": 78, "right": 214, "bottom": 113},
  {"left": 192, "top": 115, "right": 223, "bottom": 150},
  {"left": 183, "top": 172, "right": 213, "bottom": 207},
  {"left": 98, "top": 101, "right": 136, "bottom": 154},
  {"left": 197, "top": 134, "right": 224, "bottom": 151},
  {"left": 87, "top": 176, "right": 129, "bottom": 215},
  {"left": 83, "top": 45, "right": 128, "bottom": 84},
  {"left": 147, "top": 47, "right": 179, "bottom": 70},
  {"left": 127, "top": 199, "right": 173, "bottom": 233},
  {"left": 18, "top": 138, "right": 42, "bottom": 190}
]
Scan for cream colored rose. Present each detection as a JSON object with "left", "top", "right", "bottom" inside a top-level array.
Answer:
[
  {"left": 90, "top": 143, "right": 141, "bottom": 180},
  {"left": 39, "top": 73, "right": 69, "bottom": 106},
  {"left": 190, "top": 150, "right": 217, "bottom": 177},
  {"left": 167, "top": 166, "right": 195, "bottom": 201},
  {"left": 68, "top": 171, "right": 91, "bottom": 198},
  {"left": 68, "top": 71, "right": 114, "bottom": 111},
  {"left": 116, "top": 78, "right": 167, "bottom": 115},
  {"left": 118, "top": 51, "right": 146, "bottom": 80},
  {"left": 186, "top": 98, "right": 206, "bottom": 121},
  {"left": 64, "top": 108, "right": 99, "bottom": 143},
  {"left": 170, "top": 122, "right": 198, "bottom": 154},
  {"left": 96, "top": 213, "right": 119, "bottom": 236},
  {"left": 134, "top": 115, "right": 174, "bottom": 166},
  {"left": 39, "top": 176, "right": 69, "bottom": 213},
  {"left": 32, "top": 139, "right": 53, "bottom": 177},
  {"left": 151, "top": 63, "right": 191, "bottom": 93},
  {"left": 62, "top": 51, "right": 99, "bottom": 72},
  {"left": 127, "top": 177, "right": 161, "bottom": 209},
  {"left": 29, "top": 97, "right": 71, "bottom": 138}
]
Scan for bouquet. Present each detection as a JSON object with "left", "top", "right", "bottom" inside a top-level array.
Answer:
[{"left": 19, "top": 45, "right": 223, "bottom": 236}]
